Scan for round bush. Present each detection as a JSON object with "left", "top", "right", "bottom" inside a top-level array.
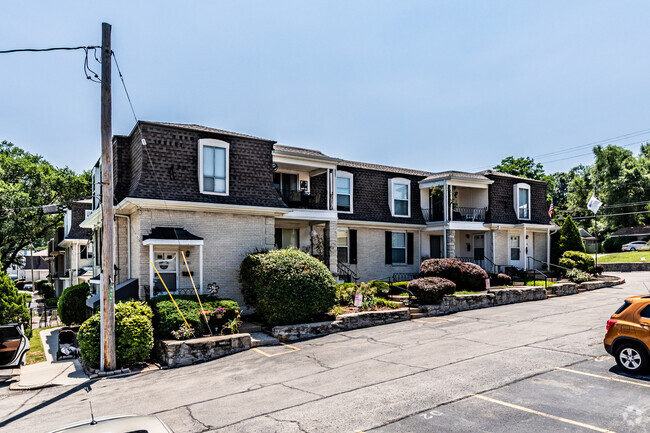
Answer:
[
  {"left": 559, "top": 250, "right": 594, "bottom": 273},
  {"left": 58, "top": 283, "right": 90, "bottom": 325},
  {"left": 239, "top": 248, "right": 336, "bottom": 326},
  {"left": 420, "top": 258, "right": 488, "bottom": 291},
  {"left": 489, "top": 273, "right": 512, "bottom": 287},
  {"left": 407, "top": 277, "right": 456, "bottom": 304},
  {"left": 78, "top": 301, "right": 154, "bottom": 368}
]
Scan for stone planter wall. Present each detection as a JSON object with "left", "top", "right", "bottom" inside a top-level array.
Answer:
[
  {"left": 158, "top": 333, "right": 251, "bottom": 368},
  {"left": 550, "top": 283, "right": 578, "bottom": 296},
  {"left": 601, "top": 262, "right": 650, "bottom": 272},
  {"left": 272, "top": 308, "right": 410, "bottom": 341},
  {"left": 421, "top": 287, "right": 547, "bottom": 316}
]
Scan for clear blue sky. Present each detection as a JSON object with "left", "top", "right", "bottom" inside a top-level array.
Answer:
[{"left": 2, "top": 1, "right": 650, "bottom": 174}]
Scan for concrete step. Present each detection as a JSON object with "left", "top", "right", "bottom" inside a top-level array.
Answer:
[
  {"left": 240, "top": 322, "right": 263, "bottom": 333},
  {"left": 409, "top": 312, "right": 427, "bottom": 319},
  {"left": 249, "top": 332, "right": 278, "bottom": 347}
]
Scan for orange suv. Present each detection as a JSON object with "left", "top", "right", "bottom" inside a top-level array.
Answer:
[{"left": 604, "top": 295, "right": 650, "bottom": 374}]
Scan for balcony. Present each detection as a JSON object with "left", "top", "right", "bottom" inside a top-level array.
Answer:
[
  {"left": 421, "top": 205, "right": 487, "bottom": 223},
  {"left": 277, "top": 189, "right": 327, "bottom": 210}
]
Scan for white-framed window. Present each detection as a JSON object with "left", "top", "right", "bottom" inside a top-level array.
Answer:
[
  {"left": 336, "top": 171, "right": 353, "bottom": 213},
  {"left": 513, "top": 183, "right": 531, "bottom": 220},
  {"left": 198, "top": 138, "right": 229, "bottom": 195},
  {"left": 389, "top": 178, "right": 411, "bottom": 217},
  {"left": 391, "top": 232, "right": 407, "bottom": 264},
  {"left": 510, "top": 235, "right": 521, "bottom": 261},
  {"left": 337, "top": 229, "right": 349, "bottom": 263},
  {"left": 85, "top": 209, "right": 92, "bottom": 219}
]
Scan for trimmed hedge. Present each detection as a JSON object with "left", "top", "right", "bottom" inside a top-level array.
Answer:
[
  {"left": 420, "top": 258, "right": 488, "bottom": 291},
  {"left": 0, "top": 271, "right": 31, "bottom": 338},
  {"left": 407, "top": 277, "right": 456, "bottom": 304},
  {"left": 559, "top": 250, "right": 594, "bottom": 273},
  {"left": 239, "top": 248, "right": 336, "bottom": 326},
  {"left": 368, "top": 280, "right": 390, "bottom": 297},
  {"left": 489, "top": 273, "right": 512, "bottom": 287},
  {"left": 78, "top": 301, "right": 154, "bottom": 368},
  {"left": 58, "top": 283, "right": 91, "bottom": 325},
  {"left": 149, "top": 295, "right": 239, "bottom": 339}
]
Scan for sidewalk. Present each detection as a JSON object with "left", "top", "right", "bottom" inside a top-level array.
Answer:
[{"left": 11, "top": 328, "right": 88, "bottom": 390}]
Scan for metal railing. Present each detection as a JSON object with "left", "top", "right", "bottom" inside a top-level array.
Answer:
[
  {"left": 337, "top": 261, "right": 360, "bottom": 283},
  {"left": 452, "top": 206, "right": 488, "bottom": 222},
  {"left": 421, "top": 204, "right": 444, "bottom": 222}
]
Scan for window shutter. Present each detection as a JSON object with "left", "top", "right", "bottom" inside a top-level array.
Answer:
[
  {"left": 349, "top": 229, "right": 357, "bottom": 264},
  {"left": 385, "top": 231, "right": 392, "bottom": 264},
  {"left": 275, "top": 228, "right": 282, "bottom": 249},
  {"left": 407, "top": 232, "right": 414, "bottom": 264}
]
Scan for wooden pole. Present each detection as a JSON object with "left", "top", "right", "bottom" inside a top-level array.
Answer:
[{"left": 100, "top": 22, "right": 116, "bottom": 371}]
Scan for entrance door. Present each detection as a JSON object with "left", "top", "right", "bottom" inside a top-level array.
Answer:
[
  {"left": 430, "top": 235, "right": 442, "bottom": 258},
  {"left": 154, "top": 251, "right": 178, "bottom": 294},
  {"left": 473, "top": 234, "right": 485, "bottom": 260},
  {"left": 509, "top": 235, "right": 522, "bottom": 268}
]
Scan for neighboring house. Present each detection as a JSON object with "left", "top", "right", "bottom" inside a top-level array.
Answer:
[
  {"left": 579, "top": 228, "right": 598, "bottom": 254},
  {"left": 81, "top": 121, "right": 556, "bottom": 307},
  {"left": 609, "top": 226, "right": 650, "bottom": 241},
  {"left": 46, "top": 200, "right": 93, "bottom": 296},
  {"left": 6, "top": 249, "right": 49, "bottom": 281}
]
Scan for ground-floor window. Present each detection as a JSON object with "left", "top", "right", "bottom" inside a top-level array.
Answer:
[
  {"left": 275, "top": 228, "right": 299, "bottom": 249},
  {"left": 337, "top": 229, "right": 349, "bottom": 263},
  {"left": 392, "top": 232, "right": 407, "bottom": 264}
]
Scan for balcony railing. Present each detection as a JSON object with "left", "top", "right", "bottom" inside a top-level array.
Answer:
[
  {"left": 421, "top": 206, "right": 487, "bottom": 222},
  {"left": 277, "top": 190, "right": 327, "bottom": 210}
]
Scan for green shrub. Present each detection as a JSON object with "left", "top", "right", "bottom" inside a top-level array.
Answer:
[
  {"left": 368, "top": 280, "right": 390, "bottom": 297},
  {"left": 335, "top": 282, "right": 378, "bottom": 307},
  {"left": 566, "top": 268, "right": 591, "bottom": 283},
  {"left": 40, "top": 283, "right": 55, "bottom": 299},
  {"left": 239, "top": 248, "right": 336, "bottom": 326},
  {"left": 489, "top": 273, "right": 512, "bottom": 287},
  {"left": 559, "top": 250, "right": 594, "bottom": 273},
  {"left": 407, "top": 277, "right": 456, "bottom": 304},
  {"left": 557, "top": 215, "right": 585, "bottom": 254},
  {"left": 58, "top": 283, "right": 90, "bottom": 325},
  {"left": 0, "top": 271, "right": 31, "bottom": 338},
  {"left": 375, "top": 298, "right": 399, "bottom": 309},
  {"left": 78, "top": 301, "right": 154, "bottom": 368},
  {"left": 149, "top": 295, "right": 239, "bottom": 339},
  {"left": 420, "top": 258, "right": 488, "bottom": 291},
  {"left": 45, "top": 297, "right": 59, "bottom": 307},
  {"left": 603, "top": 236, "right": 631, "bottom": 253}
]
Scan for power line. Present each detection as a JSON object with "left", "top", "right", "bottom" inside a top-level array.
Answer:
[{"left": 0, "top": 46, "right": 100, "bottom": 54}]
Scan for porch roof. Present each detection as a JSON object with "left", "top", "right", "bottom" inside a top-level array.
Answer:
[{"left": 143, "top": 227, "right": 204, "bottom": 246}]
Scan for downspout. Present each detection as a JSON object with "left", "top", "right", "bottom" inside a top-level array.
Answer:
[
  {"left": 115, "top": 214, "right": 131, "bottom": 279},
  {"left": 76, "top": 241, "right": 80, "bottom": 285}
]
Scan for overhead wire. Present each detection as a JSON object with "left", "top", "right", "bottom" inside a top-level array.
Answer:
[{"left": 0, "top": 46, "right": 100, "bottom": 54}]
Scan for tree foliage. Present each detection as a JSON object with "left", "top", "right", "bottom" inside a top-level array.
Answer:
[
  {"left": 494, "top": 156, "right": 548, "bottom": 181},
  {"left": 0, "top": 141, "right": 90, "bottom": 269},
  {"left": 0, "top": 271, "right": 31, "bottom": 338},
  {"left": 558, "top": 215, "right": 585, "bottom": 254}
]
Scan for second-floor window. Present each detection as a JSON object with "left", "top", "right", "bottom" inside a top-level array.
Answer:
[
  {"left": 514, "top": 183, "right": 531, "bottom": 220},
  {"left": 389, "top": 178, "right": 411, "bottom": 217},
  {"left": 336, "top": 171, "right": 353, "bottom": 213},
  {"left": 199, "top": 139, "right": 229, "bottom": 195}
]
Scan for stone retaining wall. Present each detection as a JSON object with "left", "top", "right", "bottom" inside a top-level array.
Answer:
[
  {"left": 421, "top": 287, "right": 547, "bottom": 316},
  {"left": 158, "top": 333, "right": 252, "bottom": 368},
  {"left": 550, "top": 283, "right": 578, "bottom": 296},
  {"left": 272, "top": 308, "right": 410, "bottom": 341},
  {"left": 601, "top": 262, "right": 650, "bottom": 272}
]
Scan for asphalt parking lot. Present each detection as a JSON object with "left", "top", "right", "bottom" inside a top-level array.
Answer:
[{"left": 2, "top": 272, "right": 650, "bottom": 433}]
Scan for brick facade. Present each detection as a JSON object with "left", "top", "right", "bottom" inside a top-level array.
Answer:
[{"left": 484, "top": 173, "right": 551, "bottom": 225}]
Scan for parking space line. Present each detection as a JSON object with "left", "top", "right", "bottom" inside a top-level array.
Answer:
[
  {"left": 413, "top": 316, "right": 456, "bottom": 323},
  {"left": 557, "top": 367, "right": 650, "bottom": 388},
  {"left": 251, "top": 343, "right": 301, "bottom": 357},
  {"left": 471, "top": 394, "right": 616, "bottom": 432}
]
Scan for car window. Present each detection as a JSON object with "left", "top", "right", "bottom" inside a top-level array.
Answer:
[
  {"left": 0, "top": 326, "right": 20, "bottom": 341},
  {"left": 614, "top": 301, "right": 631, "bottom": 315},
  {"left": 641, "top": 304, "right": 650, "bottom": 319}
]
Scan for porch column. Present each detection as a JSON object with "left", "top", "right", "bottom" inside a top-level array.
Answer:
[
  {"left": 199, "top": 244, "right": 204, "bottom": 294},
  {"left": 149, "top": 244, "right": 154, "bottom": 299},
  {"left": 443, "top": 228, "right": 447, "bottom": 258},
  {"left": 546, "top": 228, "right": 551, "bottom": 269},
  {"left": 523, "top": 225, "right": 527, "bottom": 270},
  {"left": 491, "top": 230, "right": 496, "bottom": 274},
  {"left": 446, "top": 229, "right": 456, "bottom": 258},
  {"left": 324, "top": 220, "right": 338, "bottom": 274},
  {"left": 443, "top": 181, "right": 449, "bottom": 221}
]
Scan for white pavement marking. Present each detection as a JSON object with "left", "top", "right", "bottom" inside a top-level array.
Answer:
[
  {"left": 251, "top": 343, "right": 301, "bottom": 357},
  {"left": 471, "top": 394, "right": 616, "bottom": 433},
  {"left": 557, "top": 367, "right": 650, "bottom": 388}
]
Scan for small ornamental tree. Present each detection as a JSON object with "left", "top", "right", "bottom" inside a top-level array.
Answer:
[
  {"left": 0, "top": 271, "right": 31, "bottom": 338},
  {"left": 58, "top": 282, "right": 91, "bottom": 325},
  {"left": 558, "top": 215, "right": 586, "bottom": 255},
  {"left": 239, "top": 248, "right": 336, "bottom": 326}
]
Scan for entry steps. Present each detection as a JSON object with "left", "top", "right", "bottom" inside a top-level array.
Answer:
[{"left": 249, "top": 332, "right": 278, "bottom": 347}]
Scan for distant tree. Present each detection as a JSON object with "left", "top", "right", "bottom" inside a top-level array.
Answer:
[
  {"left": 494, "top": 156, "right": 547, "bottom": 180},
  {"left": 558, "top": 215, "right": 586, "bottom": 254},
  {"left": 0, "top": 141, "right": 90, "bottom": 270}
]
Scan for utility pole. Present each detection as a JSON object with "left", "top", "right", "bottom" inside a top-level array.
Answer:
[{"left": 100, "top": 22, "right": 116, "bottom": 371}]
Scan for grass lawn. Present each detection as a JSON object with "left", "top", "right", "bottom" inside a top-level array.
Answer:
[
  {"left": 596, "top": 251, "right": 650, "bottom": 263},
  {"left": 453, "top": 290, "right": 482, "bottom": 295},
  {"left": 26, "top": 326, "right": 57, "bottom": 365}
]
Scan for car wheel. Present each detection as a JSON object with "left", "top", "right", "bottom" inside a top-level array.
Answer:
[
  {"left": 630, "top": 247, "right": 636, "bottom": 252},
  {"left": 615, "top": 343, "right": 648, "bottom": 374}
]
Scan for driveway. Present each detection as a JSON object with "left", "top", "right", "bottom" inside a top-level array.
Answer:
[{"left": 1, "top": 272, "right": 649, "bottom": 432}]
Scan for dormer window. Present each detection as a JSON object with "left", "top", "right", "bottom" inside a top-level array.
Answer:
[
  {"left": 389, "top": 178, "right": 411, "bottom": 217},
  {"left": 199, "top": 138, "right": 229, "bottom": 195},
  {"left": 514, "top": 183, "right": 531, "bottom": 220},
  {"left": 336, "top": 171, "right": 353, "bottom": 213}
]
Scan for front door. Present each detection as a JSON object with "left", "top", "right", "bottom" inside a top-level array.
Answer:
[
  {"left": 154, "top": 251, "right": 178, "bottom": 294},
  {"left": 509, "top": 235, "right": 523, "bottom": 268},
  {"left": 430, "top": 235, "right": 442, "bottom": 258},
  {"left": 473, "top": 234, "right": 485, "bottom": 260}
]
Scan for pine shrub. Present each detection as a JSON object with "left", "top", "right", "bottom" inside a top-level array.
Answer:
[{"left": 558, "top": 215, "right": 586, "bottom": 254}]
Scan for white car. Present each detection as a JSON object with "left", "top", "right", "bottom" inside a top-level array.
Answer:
[
  {"left": 0, "top": 323, "right": 30, "bottom": 369},
  {"left": 621, "top": 241, "right": 650, "bottom": 252},
  {"left": 47, "top": 415, "right": 173, "bottom": 433}
]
